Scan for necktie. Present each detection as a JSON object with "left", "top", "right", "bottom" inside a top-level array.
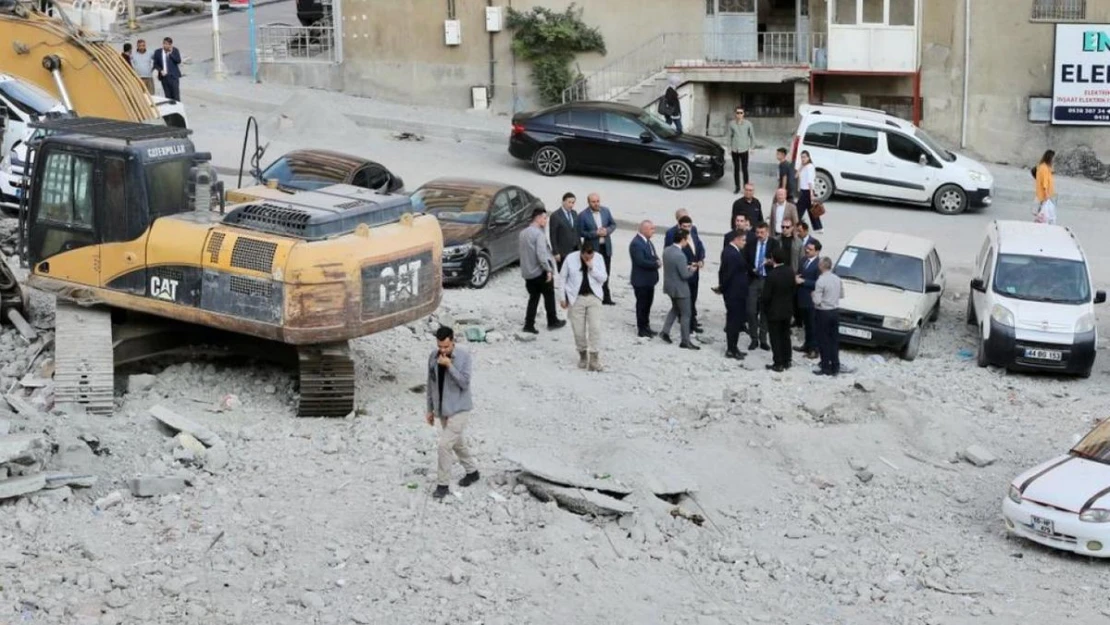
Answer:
[
  {"left": 757, "top": 242, "right": 765, "bottom": 277},
  {"left": 566, "top": 210, "right": 573, "bottom": 225},
  {"left": 648, "top": 239, "right": 656, "bottom": 258}
]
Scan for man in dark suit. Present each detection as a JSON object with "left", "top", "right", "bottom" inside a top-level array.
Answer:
[
  {"left": 664, "top": 210, "right": 706, "bottom": 333},
  {"left": 731, "top": 183, "right": 763, "bottom": 232},
  {"left": 718, "top": 229, "right": 749, "bottom": 360},
  {"left": 152, "top": 36, "right": 183, "bottom": 102},
  {"left": 792, "top": 222, "right": 815, "bottom": 328},
  {"left": 660, "top": 229, "right": 699, "bottom": 350},
  {"left": 794, "top": 240, "right": 822, "bottom": 360},
  {"left": 629, "top": 220, "right": 661, "bottom": 338},
  {"left": 549, "top": 192, "right": 580, "bottom": 271},
  {"left": 762, "top": 247, "right": 796, "bottom": 371},
  {"left": 745, "top": 222, "right": 778, "bottom": 351},
  {"left": 578, "top": 193, "right": 617, "bottom": 305}
]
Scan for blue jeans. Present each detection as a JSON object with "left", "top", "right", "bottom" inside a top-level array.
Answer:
[{"left": 666, "top": 115, "right": 683, "bottom": 134}]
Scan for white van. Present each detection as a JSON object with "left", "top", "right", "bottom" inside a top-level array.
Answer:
[
  {"left": 790, "top": 103, "right": 994, "bottom": 215},
  {"left": 967, "top": 220, "right": 1105, "bottom": 378},
  {"left": 0, "top": 75, "right": 68, "bottom": 159}
]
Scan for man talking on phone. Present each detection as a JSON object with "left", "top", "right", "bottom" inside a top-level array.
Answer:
[{"left": 425, "top": 326, "right": 479, "bottom": 499}]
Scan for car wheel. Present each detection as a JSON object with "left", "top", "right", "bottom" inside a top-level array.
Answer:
[
  {"left": 813, "top": 171, "right": 834, "bottom": 203},
  {"left": 976, "top": 334, "right": 989, "bottom": 368},
  {"left": 468, "top": 252, "right": 492, "bottom": 289},
  {"left": 659, "top": 160, "right": 693, "bottom": 190},
  {"left": 532, "top": 146, "right": 566, "bottom": 177},
  {"left": 933, "top": 184, "right": 968, "bottom": 215},
  {"left": 901, "top": 326, "right": 921, "bottom": 361},
  {"left": 965, "top": 294, "right": 977, "bottom": 325},
  {"left": 928, "top": 302, "right": 940, "bottom": 323}
]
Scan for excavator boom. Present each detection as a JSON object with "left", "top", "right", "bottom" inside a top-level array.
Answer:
[{"left": 0, "top": 1, "right": 158, "bottom": 122}]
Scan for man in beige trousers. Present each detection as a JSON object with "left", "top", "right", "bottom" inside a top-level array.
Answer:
[
  {"left": 425, "top": 326, "right": 479, "bottom": 499},
  {"left": 559, "top": 242, "right": 608, "bottom": 371}
]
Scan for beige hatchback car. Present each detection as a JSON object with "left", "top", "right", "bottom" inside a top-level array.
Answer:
[{"left": 832, "top": 230, "right": 946, "bottom": 361}]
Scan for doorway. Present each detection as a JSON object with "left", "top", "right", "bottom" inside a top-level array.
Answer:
[{"left": 704, "top": 0, "right": 758, "bottom": 63}]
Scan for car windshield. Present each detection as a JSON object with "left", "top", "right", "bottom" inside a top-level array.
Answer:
[
  {"left": 914, "top": 127, "right": 955, "bottom": 163},
  {"left": 410, "top": 187, "right": 489, "bottom": 224},
  {"left": 260, "top": 156, "right": 345, "bottom": 191},
  {"left": 834, "top": 247, "right": 925, "bottom": 292},
  {"left": 0, "top": 80, "right": 60, "bottom": 117},
  {"left": 1072, "top": 419, "right": 1110, "bottom": 465},
  {"left": 638, "top": 111, "right": 677, "bottom": 139},
  {"left": 993, "top": 254, "right": 1091, "bottom": 304}
]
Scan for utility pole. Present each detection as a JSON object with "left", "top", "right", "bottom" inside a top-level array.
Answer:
[
  {"left": 210, "top": 0, "right": 227, "bottom": 80},
  {"left": 127, "top": 0, "right": 138, "bottom": 30}
]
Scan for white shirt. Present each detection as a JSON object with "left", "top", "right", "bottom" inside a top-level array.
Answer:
[
  {"left": 772, "top": 203, "right": 786, "bottom": 234},
  {"left": 799, "top": 164, "right": 816, "bottom": 190},
  {"left": 591, "top": 210, "right": 605, "bottom": 242},
  {"left": 558, "top": 251, "right": 608, "bottom": 306}
]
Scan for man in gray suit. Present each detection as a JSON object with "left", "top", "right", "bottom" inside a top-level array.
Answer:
[
  {"left": 660, "top": 229, "right": 701, "bottom": 350},
  {"left": 425, "top": 326, "right": 479, "bottom": 500}
]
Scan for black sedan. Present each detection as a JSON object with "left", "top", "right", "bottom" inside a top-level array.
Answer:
[
  {"left": 259, "top": 149, "right": 404, "bottom": 193},
  {"left": 411, "top": 178, "right": 541, "bottom": 289},
  {"left": 509, "top": 101, "right": 725, "bottom": 190}
]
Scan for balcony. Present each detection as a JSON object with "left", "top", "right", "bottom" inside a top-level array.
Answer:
[{"left": 826, "top": 0, "right": 919, "bottom": 73}]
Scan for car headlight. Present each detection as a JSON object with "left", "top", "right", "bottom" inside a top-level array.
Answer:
[
  {"left": 991, "top": 304, "right": 1015, "bottom": 327},
  {"left": 1075, "top": 312, "right": 1096, "bottom": 334},
  {"left": 443, "top": 243, "right": 473, "bottom": 258},
  {"left": 1080, "top": 508, "right": 1110, "bottom": 523},
  {"left": 882, "top": 316, "right": 914, "bottom": 331},
  {"left": 968, "top": 170, "right": 988, "bottom": 183},
  {"left": 693, "top": 154, "right": 712, "bottom": 163},
  {"left": 1008, "top": 484, "right": 1022, "bottom": 504}
]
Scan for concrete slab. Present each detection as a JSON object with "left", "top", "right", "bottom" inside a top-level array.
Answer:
[
  {"left": 0, "top": 434, "right": 45, "bottom": 465},
  {"left": 0, "top": 473, "right": 46, "bottom": 499},
  {"left": 641, "top": 468, "right": 699, "bottom": 498},
  {"left": 516, "top": 473, "right": 634, "bottom": 517},
  {"left": 504, "top": 450, "right": 633, "bottom": 495},
  {"left": 150, "top": 405, "right": 223, "bottom": 447}
]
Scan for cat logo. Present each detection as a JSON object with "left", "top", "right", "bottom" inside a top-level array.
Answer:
[{"left": 150, "top": 276, "right": 179, "bottom": 302}]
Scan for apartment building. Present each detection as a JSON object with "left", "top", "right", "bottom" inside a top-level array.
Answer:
[{"left": 256, "top": 0, "right": 1109, "bottom": 162}]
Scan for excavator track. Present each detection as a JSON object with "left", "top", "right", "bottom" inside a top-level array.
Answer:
[
  {"left": 296, "top": 342, "right": 356, "bottom": 417},
  {"left": 53, "top": 302, "right": 115, "bottom": 414}
]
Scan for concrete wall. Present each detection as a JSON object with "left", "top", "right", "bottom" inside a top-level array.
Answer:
[
  {"left": 921, "top": 0, "right": 1110, "bottom": 164},
  {"left": 338, "top": 0, "right": 704, "bottom": 114}
]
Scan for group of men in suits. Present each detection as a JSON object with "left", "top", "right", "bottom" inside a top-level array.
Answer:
[
  {"left": 548, "top": 191, "right": 618, "bottom": 305},
  {"left": 628, "top": 209, "right": 707, "bottom": 346}
]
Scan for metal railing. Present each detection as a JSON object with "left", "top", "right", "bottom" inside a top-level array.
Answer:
[
  {"left": 1031, "top": 0, "right": 1086, "bottom": 21},
  {"left": 257, "top": 24, "right": 338, "bottom": 64},
  {"left": 562, "top": 31, "right": 826, "bottom": 104}
]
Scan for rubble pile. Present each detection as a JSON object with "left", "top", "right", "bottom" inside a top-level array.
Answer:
[{"left": 1054, "top": 145, "right": 1110, "bottom": 182}]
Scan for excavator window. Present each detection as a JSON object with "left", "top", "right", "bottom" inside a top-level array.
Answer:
[
  {"left": 145, "top": 159, "right": 190, "bottom": 218},
  {"left": 31, "top": 149, "right": 97, "bottom": 262},
  {"left": 101, "top": 157, "right": 131, "bottom": 242}
]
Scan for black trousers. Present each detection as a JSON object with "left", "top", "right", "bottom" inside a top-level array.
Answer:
[
  {"left": 768, "top": 318, "right": 793, "bottom": 367},
  {"left": 800, "top": 305, "right": 817, "bottom": 351},
  {"left": 731, "top": 150, "right": 750, "bottom": 188},
  {"left": 524, "top": 274, "right": 557, "bottom": 329},
  {"left": 688, "top": 275, "right": 700, "bottom": 327},
  {"left": 160, "top": 76, "right": 181, "bottom": 101},
  {"left": 599, "top": 242, "right": 613, "bottom": 301},
  {"left": 633, "top": 286, "right": 655, "bottom": 332},
  {"left": 815, "top": 309, "right": 841, "bottom": 373},
  {"left": 724, "top": 294, "right": 746, "bottom": 351}
]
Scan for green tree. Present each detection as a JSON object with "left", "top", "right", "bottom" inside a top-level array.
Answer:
[{"left": 506, "top": 4, "right": 606, "bottom": 106}]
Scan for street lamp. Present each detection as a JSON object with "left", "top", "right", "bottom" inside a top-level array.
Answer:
[{"left": 210, "top": 0, "right": 226, "bottom": 80}]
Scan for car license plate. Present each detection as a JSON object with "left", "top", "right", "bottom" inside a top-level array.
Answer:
[
  {"left": 1024, "top": 348, "right": 1062, "bottom": 361},
  {"left": 840, "top": 326, "right": 872, "bottom": 340},
  {"left": 1030, "top": 515, "right": 1055, "bottom": 535}
]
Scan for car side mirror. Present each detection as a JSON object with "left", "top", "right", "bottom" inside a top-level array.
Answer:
[
  {"left": 970, "top": 278, "right": 986, "bottom": 293},
  {"left": 640, "top": 131, "right": 653, "bottom": 143},
  {"left": 925, "top": 283, "right": 942, "bottom": 293},
  {"left": 918, "top": 154, "right": 928, "bottom": 166},
  {"left": 1096, "top": 290, "right": 1106, "bottom": 304}
]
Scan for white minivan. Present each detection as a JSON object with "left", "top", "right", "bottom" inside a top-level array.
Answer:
[
  {"left": 967, "top": 220, "right": 1105, "bottom": 378},
  {"left": 790, "top": 103, "right": 994, "bottom": 215}
]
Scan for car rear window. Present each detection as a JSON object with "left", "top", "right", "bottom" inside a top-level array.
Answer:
[{"left": 803, "top": 121, "right": 840, "bottom": 148}]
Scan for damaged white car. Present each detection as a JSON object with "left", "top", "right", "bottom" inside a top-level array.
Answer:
[{"left": 1003, "top": 418, "right": 1110, "bottom": 557}]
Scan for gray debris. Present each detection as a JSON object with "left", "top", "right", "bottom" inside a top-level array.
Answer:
[
  {"left": 127, "top": 374, "right": 157, "bottom": 394},
  {"left": 802, "top": 394, "right": 838, "bottom": 419},
  {"left": 201, "top": 444, "right": 230, "bottom": 472},
  {"left": 0, "top": 419, "right": 8, "bottom": 436},
  {"left": 150, "top": 405, "right": 223, "bottom": 447},
  {"left": 301, "top": 590, "right": 326, "bottom": 610},
  {"left": 855, "top": 470, "right": 874, "bottom": 484},
  {"left": 960, "top": 445, "right": 998, "bottom": 468},
  {"left": 503, "top": 450, "right": 632, "bottom": 495},
  {"left": 515, "top": 473, "right": 633, "bottom": 516},
  {"left": 0, "top": 434, "right": 45, "bottom": 464},
  {"left": 43, "top": 472, "right": 98, "bottom": 489},
  {"left": 463, "top": 549, "right": 493, "bottom": 564},
  {"left": 128, "top": 476, "right": 187, "bottom": 497},
  {"left": 448, "top": 567, "right": 467, "bottom": 584},
  {"left": 514, "top": 332, "right": 537, "bottom": 343},
  {"left": 94, "top": 491, "right": 124, "bottom": 510},
  {"left": 6, "top": 309, "right": 38, "bottom": 341},
  {"left": 0, "top": 473, "right": 46, "bottom": 499}
]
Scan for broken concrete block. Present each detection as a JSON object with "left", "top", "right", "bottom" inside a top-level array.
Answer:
[
  {"left": 150, "top": 405, "right": 223, "bottom": 447},
  {"left": 43, "top": 473, "right": 98, "bottom": 489},
  {"left": 960, "top": 445, "right": 997, "bottom": 468},
  {"left": 504, "top": 450, "right": 632, "bottom": 495},
  {"left": 175, "top": 433, "right": 206, "bottom": 455},
  {"left": 201, "top": 444, "right": 229, "bottom": 472},
  {"left": 94, "top": 491, "right": 124, "bottom": 510},
  {"left": 513, "top": 332, "right": 537, "bottom": 343},
  {"left": 127, "top": 374, "right": 157, "bottom": 394},
  {"left": 515, "top": 473, "right": 633, "bottom": 516},
  {"left": 0, "top": 473, "right": 46, "bottom": 499},
  {"left": 128, "top": 476, "right": 187, "bottom": 497},
  {"left": 0, "top": 434, "right": 45, "bottom": 464},
  {"left": 642, "top": 467, "right": 699, "bottom": 498},
  {"left": 4, "top": 393, "right": 41, "bottom": 417}
]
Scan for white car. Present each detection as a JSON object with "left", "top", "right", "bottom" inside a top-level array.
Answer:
[
  {"left": 1003, "top": 418, "right": 1110, "bottom": 558},
  {"left": 968, "top": 220, "right": 1105, "bottom": 378},
  {"left": 833, "top": 230, "right": 945, "bottom": 361},
  {"left": 789, "top": 103, "right": 994, "bottom": 215},
  {"left": 0, "top": 141, "right": 27, "bottom": 212}
]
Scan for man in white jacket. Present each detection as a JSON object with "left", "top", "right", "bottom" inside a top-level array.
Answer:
[{"left": 559, "top": 243, "right": 608, "bottom": 372}]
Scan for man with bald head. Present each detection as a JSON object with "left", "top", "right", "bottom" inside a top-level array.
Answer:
[
  {"left": 768, "top": 188, "right": 799, "bottom": 237},
  {"left": 578, "top": 193, "right": 617, "bottom": 305},
  {"left": 664, "top": 208, "right": 706, "bottom": 333},
  {"left": 629, "top": 220, "right": 661, "bottom": 337}
]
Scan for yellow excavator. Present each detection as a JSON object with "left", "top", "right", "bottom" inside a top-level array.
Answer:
[{"left": 16, "top": 117, "right": 443, "bottom": 417}]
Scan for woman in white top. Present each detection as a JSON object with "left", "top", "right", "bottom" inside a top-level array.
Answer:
[{"left": 796, "top": 150, "right": 822, "bottom": 234}]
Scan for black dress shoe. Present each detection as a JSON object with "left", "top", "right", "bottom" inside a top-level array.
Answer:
[
  {"left": 766, "top": 364, "right": 785, "bottom": 372},
  {"left": 725, "top": 350, "right": 746, "bottom": 360},
  {"left": 793, "top": 346, "right": 807, "bottom": 352},
  {"left": 548, "top": 320, "right": 566, "bottom": 330},
  {"left": 693, "top": 326, "right": 704, "bottom": 334},
  {"left": 760, "top": 342, "right": 771, "bottom": 351},
  {"left": 522, "top": 326, "right": 539, "bottom": 334},
  {"left": 660, "top": 333, "right": 672, "bottom": 344},
  {"left": 602, "top": 299, "right": 616, "bottom": 306},
  {"left": 679, "top": 342, "right": 701, "bottom": 351},
  {"left": 433, "top": 485, "right": 450, "bottom": 499},
  {"left": 458, "top": 471, "right": 480, "bottom": 487},
  {"left": 638, "top": 330, "right": 656, "bottom": 338},
  {"left": 748, "top": 339, "right": 759, "bottom": 350}
]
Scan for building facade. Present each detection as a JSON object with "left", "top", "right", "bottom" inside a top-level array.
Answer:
[{"left": 257, "top": 0, "right": 1110, "bottom": 164}]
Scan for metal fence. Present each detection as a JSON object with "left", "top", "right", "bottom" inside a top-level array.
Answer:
[
  {"left": 1031, "top": 0, "right": 1086, "bottom": 21},
  {"left": 562, "top": 31, "right": 826, "bottom": 104},
  {"left": 257, "top": 24, "right": 338, "bottom": 64}
]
